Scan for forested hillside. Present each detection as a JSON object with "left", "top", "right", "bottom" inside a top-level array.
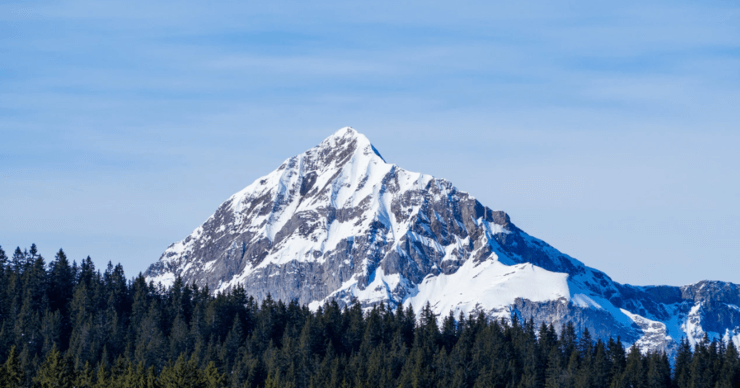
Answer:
[{"left": 0, "top": 244, "right": 738, "bottom": 388}]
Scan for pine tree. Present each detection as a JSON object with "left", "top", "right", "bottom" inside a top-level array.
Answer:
[
  {"left": 0, "top": 246, "right": 7, "bottom": 300},
  {"left": 519, "top": 334, "right": 542, "bottom": 388},
  {"left": 716, "top": 340, "right": 739, "bottom": 388},
  {"left": 67, "top": 282, "right": 96, "bottom": 365},
  {"left": 29, "top": 244, "right": 39, "bottom": 265},
  {"left": 169, "top": 313, "right": 191, "bottom": 360},
  {"left": 0, "top": 245, "right": 7, "bottom": 269},
  {"left": 590, "top": 340, "right": 611, "bottom": 388},
  {"left": 16, "top": 254, "right": 48, "bottom": 361},
  {"left": 95, "top": 363, "right": 109, "bottom": 388},
  {"left": 544, "top": 346, "right": 563, "bottom": 388},
  {"left": 48, "top": 249, "right": 75, "bottom": 351},
  {"left": 645, "top": 352, "right": 670, "bottom": 388},
  {"left": 561, "top": 322, "right": 578, "bottom": 363},
  {"left": 146, "top": 365, "right": 160, "bottom": 388},
  {"left": 0, "top": 346, "right": 25, "bottom": 388},
  {"left": 203, "top": 361, "right": 227, "bottom": 388},
  {"left": 690, "top": 336, "right": 712, "bottom": 388},
  {"left": 674, "top": 338, "right": 692, "bottom": 388},
  {"left": 134, "top": 304, "right": 167, "bottom": 369},
  {"left": 33, "top": 345, "right": 75, "bottom": 388},
  {"left": 221, "top": 314, "right": 244, "bottom": 364},
  {"left": 607, "top": 337, "right": 626, "bottom": 382},
  {"left": 40, "top": 310, "right": 62, "bottom": 355},
  {"left": 48, "top": 250, "right": 74, "bottom": 312},
  {"left": 159, "top": 354, "right": 204, "bottom": 388},
  {"left": 441, "top": 311, "right": 457, "bottom": 353},
  {"left": 74, "top": 361, "right": 95, "bottom": 388},
  {"left": 11, "top": 247, "right": 25, "bottom": 270},
  {"left": 0, "top": 246, "right": 8, "bottom": 342},
  {"left": 613, "top": 345, "right": 646, "bottom": 388}
]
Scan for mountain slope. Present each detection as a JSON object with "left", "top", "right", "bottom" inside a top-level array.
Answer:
[{"left": 145, "top": 127, "right": 740, "bottom": 354}]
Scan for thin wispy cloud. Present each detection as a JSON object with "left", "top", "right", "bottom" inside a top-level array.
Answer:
[{"left": 1, "top": 0, "right": 738, "bottom": 285}]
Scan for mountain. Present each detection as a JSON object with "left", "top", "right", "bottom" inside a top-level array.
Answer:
[{"left": 145, "top": 127, "right": 740, "bottom": 354}]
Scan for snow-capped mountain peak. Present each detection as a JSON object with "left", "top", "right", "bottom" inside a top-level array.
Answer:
[{"left": 145, "top": 127, "right": 740, "bottom": 356}]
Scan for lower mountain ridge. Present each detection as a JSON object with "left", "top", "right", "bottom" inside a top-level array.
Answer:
[{"left": 145, "top": 127, "right": 740, "bottom": 355}]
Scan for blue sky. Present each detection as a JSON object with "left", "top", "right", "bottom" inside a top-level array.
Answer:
[{"left": 1, "top": 0, "right": 739, "bottom": 285}]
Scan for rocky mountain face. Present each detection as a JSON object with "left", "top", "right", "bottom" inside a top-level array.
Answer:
[{"left": 145, "top": 127, "right": 740, "bottom": 354}]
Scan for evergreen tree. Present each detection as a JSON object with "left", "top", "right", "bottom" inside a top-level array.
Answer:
[
  {"left": 645, "top": 352, "right": 670, "bottom": 388},
  {"left": 0, "top": 246, "right": 7, "bottom": 297},
  {"left": 202, "top": 361, "right": 226, "bottom": 388},
  {"left": 28, "top": 244, "right": 39, "bottom": 265},
  {"left": 674, "top": 338, "right": 692, "bottom": 388},
  {"left": 74, "top": 362, "right": 94, "bottom": 388},
  {"left": 159, "top": 354, "right": 206, "bottom": 388},
  {"left": 716, "top": 340, "right": 739, "bottom": 388},
  {"left": 441, "top": 311, "right": 457, "bottom": 353},
  {"left": 0, "top": 346, "right": 24, "bottom": 388},
  {"left": 0, "top": 245, "right": 7, "bottom": 269},
  {"left": 544, "top": 346, "right": 563, "bottom": 388},
  {"left": 690, "top": 336, "right": 712, "bottom": 388},
  {"left": 33, "top": 345, "right": 75, "bottom": 388},
  {"left": 39, "top": 310, "right": 62, "bottom": 356},
  {"left": 11, "top": 247, "right": 25, "bottom": 270},
  {"left": 613, "top": 345, "right": 646, "bottom": 388},
  {"left": 48, "top": 250, "right": 74, "bottom": 313},
  {"left": 134, "top": 304, "right": 167, "bottom": 369},
  {"left": 607, "top": 337, "right": 626, "bottom": 382},
  {"left": 590, "top": 340, "right": 611, "bottom": 388}
]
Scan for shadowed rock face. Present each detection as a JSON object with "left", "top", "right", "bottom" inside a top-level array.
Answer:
[{"left": 145, "top": 127, "right": 740, "bottom": 355}]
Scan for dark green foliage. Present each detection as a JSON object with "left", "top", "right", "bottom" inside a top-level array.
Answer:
[
  {"left": 0, "top": 244, "right": 739, "bottom": 387},
  {"left": 33, "top": 345, "right": 75, "bottom": 388},
  {"left": 0, "top": 346, "right": 25, "bottom": 388}
]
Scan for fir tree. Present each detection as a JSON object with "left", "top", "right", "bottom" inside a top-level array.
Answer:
[
  {"left": 716, "top": 340, "right": 740, "bottom": 388},
  {"left": 613, "top": 345, "right": 646, "bottom": 388},
  {"left": 33, "top": 345, "right": 75, "bottom": 388},
  {"left": 202, "top": 361, "right": 226, "bottom": 388},
  {"left": 0, "top": 245, "right": 7, "bottom": 269},
  {"left": 74, "top": 362, "right": 94, "bottom": 388},
  {"left": 159, "top": 354, "right": 205, "bottom": 388},
  {"left": 0, "top": 346, "right": 24, "bottom": 388},
  {"left": 11, "top": 247, "right": 25, "bottom": 270},
  {"left": 645, "top": 351, "right": 671, "bottom": 388},
  {"left": 690, "top": 335, "right": 712, "bottom": 388}
]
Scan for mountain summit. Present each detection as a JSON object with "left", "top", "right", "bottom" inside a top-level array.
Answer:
[{"left": 145, "top": 127, "right": 740, "bottom": 354}]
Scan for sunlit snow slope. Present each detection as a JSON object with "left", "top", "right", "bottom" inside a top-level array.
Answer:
[{"left": 145, "top": 127, "right": 740, "bottom": 355}]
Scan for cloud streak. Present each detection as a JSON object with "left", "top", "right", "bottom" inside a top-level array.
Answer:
[{"left": 1, "top": 0, "right": 738, "bottom": 285}]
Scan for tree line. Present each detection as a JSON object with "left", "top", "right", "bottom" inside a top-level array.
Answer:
[{"left": 0, "top": 244, "right": 738, "bottom": 388}]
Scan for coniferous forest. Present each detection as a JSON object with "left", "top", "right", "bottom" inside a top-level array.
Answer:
[{"left": 0, "top": 244, "right": 739, "bottom": 388}]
